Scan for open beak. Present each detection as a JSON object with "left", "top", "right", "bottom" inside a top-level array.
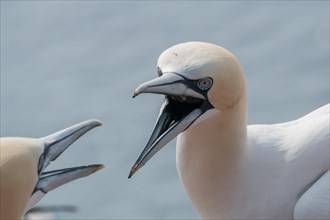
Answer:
[
  {"left": 26, "top": 120, "right": 104, "bottom": 211},
  {"left": 39, "top": 119, "right": 103, "bottom": 172},
  {"left": 128, "top": 73, "right": 213, "bottom": 178}
]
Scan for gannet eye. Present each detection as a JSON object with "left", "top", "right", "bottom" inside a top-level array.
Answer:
[
  {"left": 157, "top": 67, "right": 163, "bottom": 77},
  {"left": 196, "top": 77, "right": 213, "bottom": 90}
]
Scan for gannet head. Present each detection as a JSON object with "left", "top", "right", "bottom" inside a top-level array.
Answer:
[
  {"left": 129, "top": 42, "right": 246, "bottom": 177},
  {"left": 0, "top": 120, "right": 105, "bottom": 219}
]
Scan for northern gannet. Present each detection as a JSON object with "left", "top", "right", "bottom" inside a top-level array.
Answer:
[
  {"left": 0, "top": 120, "right": 104, "bottom": 219},
  {"left": 129, "top": 42, "right": 329, "bottom": 219}
]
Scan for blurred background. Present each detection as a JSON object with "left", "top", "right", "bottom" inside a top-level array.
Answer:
[{"left": 1, "top": 1, "right": 329, "bottom": 219}]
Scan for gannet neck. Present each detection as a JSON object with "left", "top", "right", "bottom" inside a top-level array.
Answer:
[
  {"left": 173, "top": 43, "right": 248, "bottom": 218},
  {"left": 0, "top": 138, "right": 43, "bottom": 219},
  {"left": 130, "top": 42, "right": 329, "bottom": 219},
  {"left": 176, "top": 87, "right": 248, "bottom": 219}
]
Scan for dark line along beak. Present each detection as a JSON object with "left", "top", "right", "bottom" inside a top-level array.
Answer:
[
  {"left": 27, "top": 205, "right": 77, "bottom": 214},
  {"left": 39, "top": 119, "right": 103, "bottom": 173},
  {"left": 25, "top": 120, "right": 104, "bottom": 212},
  {"left": 26, "top": 164, "right": 104, "bottom": 211},
  {"left": 37, "top": 164, "right": 104, "bottom": 193},
  {"left": 129, "top": 73, "right": 212, "bottom": 178}
]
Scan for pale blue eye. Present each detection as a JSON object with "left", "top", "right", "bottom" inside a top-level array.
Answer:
[{"left": 197, "top": 78, "right": 212, "bottom": 90}]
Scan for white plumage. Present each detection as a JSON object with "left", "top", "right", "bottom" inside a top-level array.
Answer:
[
  {"left": 130, "top": 42, "right": 329, "bottom": 219},
  {"left": 0, "top": 120, "right": 104, "bottom": 219}
]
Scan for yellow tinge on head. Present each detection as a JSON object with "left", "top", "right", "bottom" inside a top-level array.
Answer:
[
  {"left": 0, "top": 138, "right": 43, "bottom": 219},
  {"left": 158, "top": 42, "right": 246, "bottom": 111},
  {"left": 1, "top": 119, "right": 105, "bottom": 219}
]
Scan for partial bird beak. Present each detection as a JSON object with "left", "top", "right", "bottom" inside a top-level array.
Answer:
[
  {"left": 26, "top": 164, "right": 104, "bottom": 211},
  {"left": 39, "top": 119, "right": 103, "bottom": 173},
  {"left": 129, "top": 73, "right": 212, "bottom": 178},
  {"left": 132, "top": 73, "right": 205, "bottom": 100},
  {"left": 26, "top": 120, "right": 104, "bottom": 212}
]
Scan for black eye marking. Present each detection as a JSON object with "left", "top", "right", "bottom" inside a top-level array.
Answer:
[
  {"left": 196, "top": 77, "right": 213, "bottom": 91},
  {"left": 157, "top": 67, "right": 163, "bottom": 77}
]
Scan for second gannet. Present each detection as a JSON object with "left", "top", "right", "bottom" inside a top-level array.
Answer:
[
  {"left": 0, "top": 120, "right": 104, "bottom": 220},
  {"left": 129, "top": 42, "right": 329, "bottom": 219}
]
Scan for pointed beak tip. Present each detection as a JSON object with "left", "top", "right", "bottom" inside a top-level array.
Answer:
[
  {"left": 92, "top": 166, "right": 104, "bottom": 174},
  {"left": 133, "top": 83, "right": 148, "bottom": 98},
  {"left": 132, "top": 92, "right": 139, "bottom": 98},
  {"left": 90, "top": 119, "right": 103, "bottom": 127},
  {"left": 128, "top": 172, "right": 134, "bottom": 179},
  {"left": 89, "top": 164, "right": 105, "bottom": 174},
  {"left": 96, "top": 164, "right": 106, "bottom": 170},
  {"left": 128, "top": 165, "right": 138, "bottom": 179}
]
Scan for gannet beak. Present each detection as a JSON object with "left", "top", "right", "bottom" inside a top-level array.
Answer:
[
  {"left": 39, "top": 119, "right": 103, "bottom": 173},
  {"left": 132, "top": 73, "right": 205, "bottom": 100},
  {"left": 25, "top": 120, "right": 104, "bottom": 212},
  {"left": 129, "top": 73, "right": 213, "bottom": 178},
  {"left": 26, "top": 164, "right": 104, "bottom": 211}
]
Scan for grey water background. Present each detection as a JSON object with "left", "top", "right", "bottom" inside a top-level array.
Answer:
[{"left": 1, "top": 1, "right": 329, "bottom": 219}]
